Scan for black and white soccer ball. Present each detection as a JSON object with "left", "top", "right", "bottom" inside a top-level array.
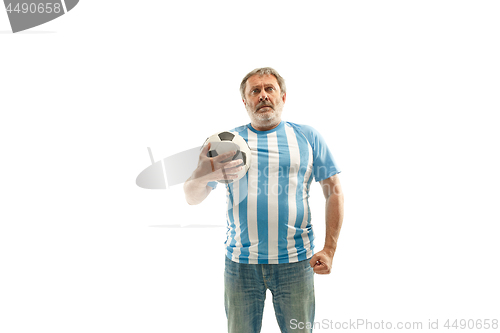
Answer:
[{"left": 202, "top": 131, "right": 251, "bottom": 184}]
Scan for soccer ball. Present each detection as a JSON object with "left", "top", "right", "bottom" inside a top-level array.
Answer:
[{"left": 202, "top": 131, "right": 251, "bottom": 184}]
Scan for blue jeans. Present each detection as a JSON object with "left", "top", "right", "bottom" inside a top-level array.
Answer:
[{"left": 224, "top": 255, "right": 315, "bottom": 333}]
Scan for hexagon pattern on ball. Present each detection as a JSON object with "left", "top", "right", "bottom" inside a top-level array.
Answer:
[{"left": 203, "top": 131, "right": 251, "bottom": 184}]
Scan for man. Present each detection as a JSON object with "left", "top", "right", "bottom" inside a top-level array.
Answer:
[{"left": 183, "top": 67, "right": 344, "bottom": 333}]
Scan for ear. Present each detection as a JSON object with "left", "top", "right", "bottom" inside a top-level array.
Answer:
[
  {"left": 282, "top": 92, "right": 287, "bottom": 103},
  {"left": 242, "top": 98, "right": 247, "bottom": 106}
]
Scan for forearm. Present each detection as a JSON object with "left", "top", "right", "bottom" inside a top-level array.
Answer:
[
  {"left": 323, "top": 192, "right": 344, "bottom": 255},
  {"left": 183, "top": 176, "right": 211, "bottom": 205}
]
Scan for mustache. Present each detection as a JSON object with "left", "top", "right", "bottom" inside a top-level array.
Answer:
[{"left": 256, "top": 101, "right": 274, "bottom": 110}]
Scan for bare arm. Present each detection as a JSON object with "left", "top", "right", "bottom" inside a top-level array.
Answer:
[
  {"left": 183, "top": 177, "right": 213, "bottom": 205},
  {"left": 309, "top": 173, "right": 344, "bottom": 274},
  {"left": 321, "top": 174, "right": 344, "bottom": 255}
]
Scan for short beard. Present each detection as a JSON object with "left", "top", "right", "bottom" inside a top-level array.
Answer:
[{"left": 246, "top": 98, "right": 284, "bottom": 128}]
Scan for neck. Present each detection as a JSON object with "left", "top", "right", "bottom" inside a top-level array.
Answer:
[{"left": 251, "top": 120, "right": 281, "bottom": 131}]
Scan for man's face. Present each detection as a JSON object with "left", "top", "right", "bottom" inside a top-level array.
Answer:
[{"left": 243, "top": 74, "right": 286, "bottom": 129}]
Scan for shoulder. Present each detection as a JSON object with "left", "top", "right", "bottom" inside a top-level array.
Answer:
[
  {"left": 285, "top": 121, "right": 323, "bottom": 146},
  {"left": 229, "top": 124, "right": 250, "bottom": 135},
  {"left": 286, "top": 121, "right": 321, "bottom": 135}
]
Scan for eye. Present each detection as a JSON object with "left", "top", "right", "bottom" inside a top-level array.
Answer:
[{"left": 267, "top": 87, "right": 274, "bottom": 92}]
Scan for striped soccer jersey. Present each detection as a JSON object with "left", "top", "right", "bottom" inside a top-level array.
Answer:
[{"left": 209, "top": 121, "right": 340, "bottom": 264}]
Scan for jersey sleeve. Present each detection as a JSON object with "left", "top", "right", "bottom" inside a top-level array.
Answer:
[{"left": 294, "top": 124, "right": 341, "bottom": 182}]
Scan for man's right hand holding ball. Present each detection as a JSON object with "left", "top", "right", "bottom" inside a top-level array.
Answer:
[{"left": 184, "top": 143, "right": 243, "bottom": 205}]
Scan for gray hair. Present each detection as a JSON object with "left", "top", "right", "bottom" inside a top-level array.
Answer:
[{"left": 240, "top": 67, "right": 286, "bottom": 100}]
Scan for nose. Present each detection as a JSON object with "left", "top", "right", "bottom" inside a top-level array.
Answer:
[{"left": 259, "top": 93, "right": 269, "bottom": 102}]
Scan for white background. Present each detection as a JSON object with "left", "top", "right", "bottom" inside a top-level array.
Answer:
[{"left": 1, "top": 1, "right": 499, "bottom": 332}]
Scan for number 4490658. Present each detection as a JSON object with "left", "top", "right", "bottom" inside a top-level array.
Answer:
[
  {"left": 6, "top": 3, "right": 62, "bottom": 14},
  {"left": 444, "top": 319, "right": 498, "bottom": 329}
]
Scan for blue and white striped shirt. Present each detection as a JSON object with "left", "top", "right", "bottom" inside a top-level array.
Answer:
[{"left": 210, "top": 121, "right": 340, "bottom": 264}]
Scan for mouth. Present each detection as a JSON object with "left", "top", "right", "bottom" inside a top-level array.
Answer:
[{"left": 258, "top": 105, "right": 273, "bottom": 111}]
